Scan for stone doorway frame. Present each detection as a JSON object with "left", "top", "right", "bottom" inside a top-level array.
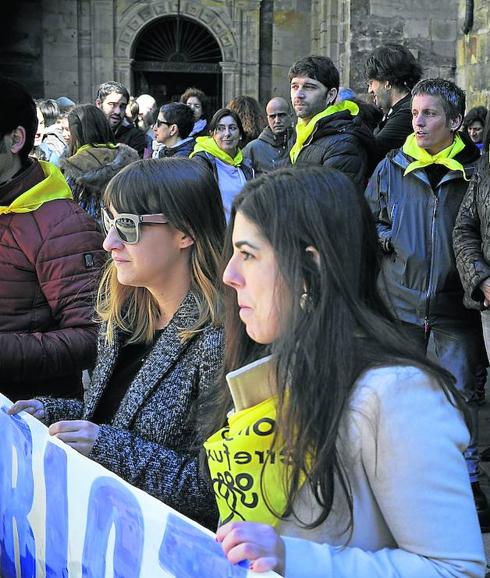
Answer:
[{"left": 115, "top": 1, "right": 240, "bottom": 107}]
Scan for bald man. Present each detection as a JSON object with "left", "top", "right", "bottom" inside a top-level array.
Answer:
[{"left": 243, "top": 96, "right": 294, "bottom": 174}]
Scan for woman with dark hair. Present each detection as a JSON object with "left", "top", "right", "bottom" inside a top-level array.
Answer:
[
  {"left": 203, "top": 167, "right": 484, "bottom": 576},
  {"left": 462, "top": 106, "right": 488, "bottom": 152},
  {"left": 9, "top": 158, "right": 226, "bottom": 529},
  {"left": 227, "top": 95, "right": 267, "bottom": 147},
  {"left": 59, "top": 103, "right": 139, "bottom": 221},
  {"left": 180, "top": 87, "right": 210, "bottom": 137},
  {"left": 191, "top": 107, "right": 254, "bottom": 217}
]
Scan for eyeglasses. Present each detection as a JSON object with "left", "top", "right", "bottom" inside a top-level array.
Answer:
[
  {"left": 154, "top": 119, "right": 171, "bottom": 128},
  {"left": 102, "top": 208, "right": 169, "bottom": 244}
]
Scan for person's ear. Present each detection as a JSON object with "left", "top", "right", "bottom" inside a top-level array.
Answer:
[
  {"left": 449, "top": 114, "right": 463, "bottom": 132},
  {"left": 95, "top": 98, "right": 102, "bottom": 109},
  {"left": 178, "top": 232, "right": 194, "bottom": 250},
  {"left": 305, "top": 245, "right": 320, "bottom": 268},
  {"left": 10, "top": 127, "right": 26, "bottom": 154},
  {"left": 327, "top": 88, "right": 338, "bottom": 105}
]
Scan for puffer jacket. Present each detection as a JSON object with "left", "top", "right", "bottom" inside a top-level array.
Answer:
[
  {"left": 453, "top": 155, "right": 490, "bottom": 307},
  {"left": 290, "top": 110, "right": 377, "bottom": 189},
  {"left": 60, "top": 143, "right": 139, "bottom": 221},
  {"left": 0, "top": 159, "right": 106, "bottom": 400},
  {"left": 243, "top": 126, "right": 295, "bottom": 174},
  {"left": 365, "top": 139, "right": 481, "bottom": 328}
]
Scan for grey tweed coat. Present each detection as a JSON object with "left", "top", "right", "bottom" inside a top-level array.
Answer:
[{"left": 40, "top": 292, "right": 223, "bottom": 529}]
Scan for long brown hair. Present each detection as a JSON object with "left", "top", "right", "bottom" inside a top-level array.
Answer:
[
  {"left": 202, "top": 167, "right": 464, "bottom": 531},
  {"left": 96, "top": 158, "right": 226, "bottom": 344}
]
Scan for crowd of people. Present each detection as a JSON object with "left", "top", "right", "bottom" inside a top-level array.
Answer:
[{"left": 2, "top": 41, "right": 490, "bottom": 577}]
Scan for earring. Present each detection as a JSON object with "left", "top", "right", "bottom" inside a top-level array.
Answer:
[{"left": 299, "top": 291, "right": 309, "bottom": 311}]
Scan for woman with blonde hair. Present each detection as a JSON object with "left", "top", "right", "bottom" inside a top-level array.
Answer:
[{"left": 9, "top": 158, "right": 226, "bottom": 529}]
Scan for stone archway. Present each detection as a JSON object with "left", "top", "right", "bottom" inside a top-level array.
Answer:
[
  {"left": 132, "top": 15, "right": 223, "bottom": 110},
  {"left": 115, "top": 1, "right": 239, "bottom": 107}
]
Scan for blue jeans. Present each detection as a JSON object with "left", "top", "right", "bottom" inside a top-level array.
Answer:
[{"left": 402, "top": 322, "right": 484, "bottom": 482}]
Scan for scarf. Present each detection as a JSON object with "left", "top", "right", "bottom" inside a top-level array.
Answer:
[
  {"left": 289, "top": 100, "right": 359, "bottom": 164},
  {"left": 402, "top": 133, "right": 468, "bottom": 179},
  {"left": 191, "top": 136, "right": 243, "bottom": 167},
  {"left": 0, "top": 160, "right": 72, "bottom": 215}
]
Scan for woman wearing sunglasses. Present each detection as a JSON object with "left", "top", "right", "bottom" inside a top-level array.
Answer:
[
  {"left": 9, "top": 158, "right": 226, "bottom": 529},
  {"left": 202, "top": 168, "right": 484, "bottom": 576}
]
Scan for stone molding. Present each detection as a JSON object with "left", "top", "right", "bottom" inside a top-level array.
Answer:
[{"left": 115, "top": 0, "right": 240, "bottom": 103}]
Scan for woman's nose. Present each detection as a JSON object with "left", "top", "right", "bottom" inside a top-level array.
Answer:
[
  {"left": 103, "top": 226, "right": 123, "bottom": 252},
  {"left": 223, "top": 258, "right": 241, "bottom": 288}
]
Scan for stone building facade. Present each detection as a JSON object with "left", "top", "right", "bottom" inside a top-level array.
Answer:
[
  {"left": 456, "top": 0, "right": 490, "bottom": 109},
  {"left": 1, "top": 0, "right": 488, "bottom": 110}
]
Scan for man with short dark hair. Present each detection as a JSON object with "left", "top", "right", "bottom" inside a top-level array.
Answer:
[
  {"left": 96, "top": 81, "right": 146, "bottom": 157},
  {"left": 0, "top": 76, "right": 105, "bottom": 401},
  {"left": 152, "top": 102, "right": 196, "bottom": 158},
  {"left": 243, "top": 97, "right": 294, "bottom": 174},
  {"left": 288, "top": 55, "right": 375, "bottom": 188},
  {"left": 365, "top": 78, "right": 489, "bottom": 530},
  {"left": 365, "top": 44, "right": 423, "bottom": 161}
]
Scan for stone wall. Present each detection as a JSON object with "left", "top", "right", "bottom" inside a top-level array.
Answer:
[
  {"left": 456, "top": 0, "right": 490, "bottom": 109},
  {"left": 0, "top": 1, "right": 44, "bottom": 97},
  {"left": 349, "top": 0, "right": 459, "bottom": 95},
  {"left": 270, "top": 0, "right": 312, "bottom": 102},
  {"left": 2, "top": 0, "right": 489, "bottom": 112}
]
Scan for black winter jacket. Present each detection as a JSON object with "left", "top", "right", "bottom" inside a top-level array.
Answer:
[
  {"left": 374, "top": 94, "right": 413, "bottom": 164},
  {"left": 114, "top": 122, "right": 146, "bottom": 158},
  {"left": 290, "top": 110, "right": 377, "bottom": 189},
  {"left": 365, "top": 138, "right": 481, "bottom": 327},
  {"left": 243, "top": 127, "right": 295, "bottom": 174},
  {"left": 156, "top": 137, "right": 195, "bottom": 159},
  {"left": 453, "top": 156, "right": 490, "bottom": 308}
]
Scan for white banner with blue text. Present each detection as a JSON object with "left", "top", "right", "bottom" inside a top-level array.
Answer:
[{"left": 0, "top": 393, "right": 280, "bottom": 578}]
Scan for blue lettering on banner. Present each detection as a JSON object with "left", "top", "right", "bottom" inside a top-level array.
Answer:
[
  {"left": 44, "top": 442, "right": 68, "bottom": 577},
  {"left": 159, "top": 513, "right": 248, "bottom": 577},
  {"left": 0, "top": 407, "right": 36, "bottom": 578},
  {"left": 82, "top": 476, "right": 144, "bottom": 578}
]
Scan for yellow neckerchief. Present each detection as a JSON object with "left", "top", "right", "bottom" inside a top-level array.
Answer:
[
  {"left": 402, "top": 132, "right": 468, "bottom": 179},
  {"left": 75, "top": 143, "right": 118, "bottom": 155},
  {"left": 190, "top": 136, "right": 243, "bottom": 166},
  {"left": 289, "top": 99, "right": 359, "bottom": 164},
  {"left": 0, "top": 160, "right": 72, "bottom": 215}
]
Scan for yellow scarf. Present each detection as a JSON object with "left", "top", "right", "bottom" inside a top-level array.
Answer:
[
  {"left": 75, "top": 143, "right": 117, "bottom": 155},
  {"left": 290, "top": 100, "right": 360, "bottom": 164},
  {"left": 0, "top": 160, "right": 72, "bottom": 215},
  {"left": 191, "top": 136, "right": 243, "bottom": 166},
  {"left": 403, "top": 133, "right": 468, "bottom": 179}
]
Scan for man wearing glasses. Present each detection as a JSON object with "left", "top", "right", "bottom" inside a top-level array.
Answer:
[{"left": 0, "top": 77, "right": 105, "bottom": 403}]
